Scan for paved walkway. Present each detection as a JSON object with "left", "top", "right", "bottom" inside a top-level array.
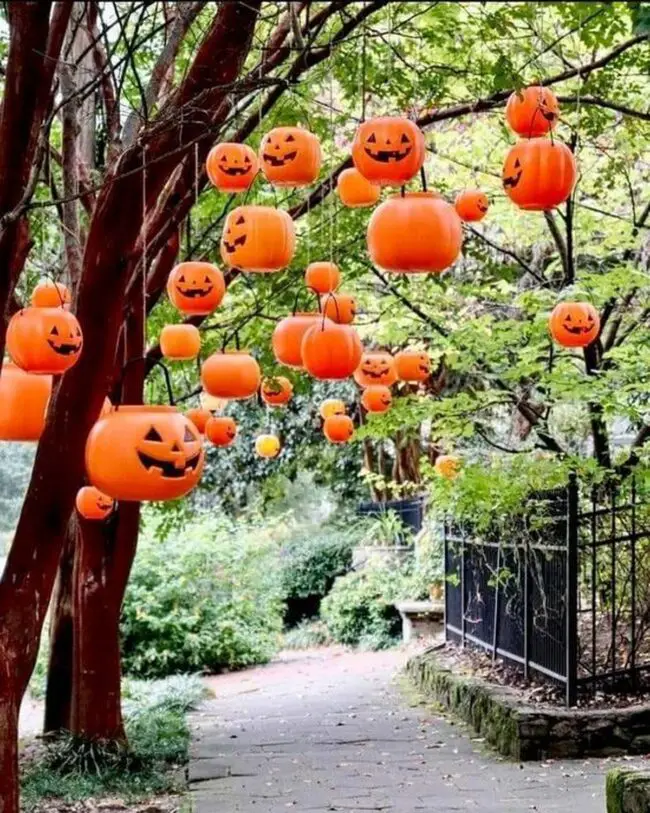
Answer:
[{"left": 189, "top": 647, "right": 645, "bottom": 812}]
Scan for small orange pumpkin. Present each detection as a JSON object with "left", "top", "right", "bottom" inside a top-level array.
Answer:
[
  {"left": 166, "top": 262, "right": 225, "bottom": 315},
  {"left": 361, "top": 385, "right": 392, "bottom": 414},
  {"left": 200, "top": 392, "right": 228, "bottom": 412},
  {"left": 220, "top": 205, "right": 295, "bottom": 272},
  {"left": 206, "top": 142, "right": 258, "bottom": 192},
  {"left": 301, "top": 321, "right": 363, "bottom": 381},
  {"left": 160, "top": 324, "right": 201, "bottom": 361},
  {"left": 549, "top": 302, "right": 600, "bottom": 348},
  {"left": 201, "top": 351, "right": 261, "bottom": 400},
  {"left": 7, "top": 307, "right": 83, "bottom": 374},
  {"left": 502, "top": 138, "right": 576, "bottom": 211},
  {"left": 185, "top": 407, "right": 212, "bottom": 434},
  {"left": 31, "top": 280, "right": 71, "bottom": 309},
  {"left": 505, "top": 86, "right": 559, "bottom": 138},
  {"left": 323, "top": 414, "right": 355, "bottom": 443},
  {"left": 255, "top": 433, "right": 281, "bottom": 458},
  {"left": 319, "top": 399, "right": 346, "bottom": 420},
  {"left": 272, "top": 312, "right": 323, "bottom": 369},
  {"left": 260, "top": 375, "right": 293, "bottom": 407},
  {"left": 205, "top": 416, "right": 237, "bottom": 447},
  {"left": 76, "top": 486, "right": 114, "bottom": 520},
  {"left": 435, "top": 454, "right": 460, "bottom": 480},
  {"left": 259, "top": 127, "right": 321, "bottom": 187},
  {"left": 321, "top": 293, "right": 357, "bottom": 325},
  {"left": 354, "top": 351, "right": 397, "bottom": 388},
  {"left": 395, "top": 350, "right": 431, "bottom": 382},
  {"left": 454, "top": 190, "right": 489, "bottom": 222},
  {"left": 352, "top": 117, "right": 425, "bottom": 186},
  {"left": 336, "top": 167, "right": 381, "bottom": 208},
  {"left": 305, "top": 262, "right": 340, "bottom": 294},
  {"left": 0, "top": 362, "right": 52, "bottom": 441}
]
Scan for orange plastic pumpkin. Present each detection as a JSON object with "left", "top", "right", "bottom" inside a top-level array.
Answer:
[
  {"left": 549, "top": 302, "right": 600, "bottom": 348},
  {"left": 31, "top": 280, "right": 71, "bottom": 309},
  {"left": 85, "top": 406, "right": 204, "bottom": 501},
  {"left": 166, "top": 262, "right": 225, "bottom": 315},
  {"left": 502, "top": 139, "right": 576, "bottom": 211},
  {"left": 76, "top": 486, "right": 114, "bottom": 521},
  {"left": 435, "top": 454, "right": 460, "bottom": 480},
  {"left": 7, "top": 307, "right": 83, "bottom": 374},
  {"left": 272, "top": 312, "right": 323, "bottom": 368},
  {"left": 200, "top": 392, "right": 228, "bottom": 412},
  {"left": 206, "top": 142, "right": 258, "bottom": 192},
  {"left": 255, "top": 434, "right": 281, "bottom": 458},
  {"left": 301, "top": 320, "right": 363, "bottom": 380},
  {"left": 505, "top": 86, "right": 559, "bottom": 138},
  {"left": 352, "top": 117, "right": 425, "bottom": 186},
  {"left": 0, "top": 362, "right": 52, "bottom": 441},
  {"left": 321, "top": 293, "right": 357, "bottom": 324},
  {"left": 259, "top": 127, "right": 321, "bottom": 187},
  {"left": 319, "top": 399, "right": 346, "bottom": 420},
  {"left": 260, "top": 376, "right": 293, "bottom": 407},
  {"left": 305, "top": 262, "right": 340, "bottom": 294},
  {"left": 361, "top": 385, "right": 392, "bottom": 414},
  {"left": 353, "top": 351, "right": 397, "bottom": 388},
  {"left": 201, "top": 351, "right": 261, "bottom": 400},
  {"left": 205, "top": 416, "right": 237, "bottom": 447},
  {"left": 323, "top": 414, "right": 355, "bottom": 443},
  {"left": 395, "top": 350, "right": 431, "bottom": 382},
  {"left": 455, "top": 190, "right": 489, "bottom": 222},
  {"left": 160, "top": 324, "right": 201, "bottom": 361},
  {"left": 367, "top": 192, "right": 462, "bottom": 274},
  {"left": 220, "top": 205, "right": 295, "bottom": 272},
  {"left": 185, "top": 407, "right": 212, "bottom": 434},
  {"left": 336, "top": 167, "right": 381, "bottom": 208}
]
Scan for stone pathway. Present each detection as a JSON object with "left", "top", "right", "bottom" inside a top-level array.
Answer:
[{"left": 189, "top": 646, "right": 647, "bottom": 812}]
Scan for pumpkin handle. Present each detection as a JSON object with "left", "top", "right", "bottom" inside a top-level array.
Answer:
[
  {"left": 321, "top": 292, "right": 340, "bottom": 326},
  {"left": 41, "top": 270, "right": 69, "bottom": 308},
  {"left": 420, "top": 166, "right": 428, "bottom": 193}
]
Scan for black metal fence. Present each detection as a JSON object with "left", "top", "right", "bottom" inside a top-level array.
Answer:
[{"left": 444, "top": 474, "right": 650, "bottom": 706}]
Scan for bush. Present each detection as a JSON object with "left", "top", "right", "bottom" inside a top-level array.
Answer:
[{"left": 282, "top": 619, "right": 333, "bottom": 650}]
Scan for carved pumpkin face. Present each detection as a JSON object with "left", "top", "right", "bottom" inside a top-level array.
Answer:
[
  {"left": 31, "top": 280, "right": 71, "bottom": 309},
  {"left": 319, "top": 399, "right": 346, "bottom": 420},
  {"left": 0, "top": 362, "right": 52, "bottom": 441},
  {"left": 76, "top": 486, "right": 114, "bottom": 521},
  {"left": 502, "top": 139, "right": 576, "bottom": 211},
  {"left": 220, "top": 205, "right": 296, "bottom": 272},
  {"left": 323, "top": 414, "right": 355, "bottom": 444},
  {"left": 272, "top": 312, "right": 322, "bottom": 368},
  {"left": 549, "top": 302, "right": 600, "bottom": 348},
  {"left": 206, "top": 142, "right": 258, "bottom": 192},
  {"left": 321, "top": 293, "right": 357, "bottom": 324},
  {"left": 185, "top": 407, "right": 212, "bottom": 434},
  {"left": 7, "top": 307, "right": 83, "bottom": 374},
  {"left": 205, "top": 416, "right": 237, "bottom": 447},
  {"left": 167, "top": 262, "right": 225, "bottom": 315},
  {"left": 255, "top": 434, "right": 281, "bottom": 458},
  {"left": 353, "top": 352, "right": 397, "bottom": 388},
  {"left": 361, "top": 385, "right": 392, "bottom": 414},
  {"left": 336, "top": 167, "right": 381, "bottom": 208},
  {"left": 352, "top": 117, "right": 425, "bottom": 186},
  {"left": 260, "top": 375, "right": 293, "bottom": 407},
  {"left": 505, "top": 86, "right": 559, "bottom": 137},
  {"left": 259, "top": 127, "right": 321, "bottom": 187},
  {"left": 394, "top": 350, "right": 431, "bottom": 383},
  {"left": 160, "top": 324, "right": 201, "bottom": 361},
  {"left": 201, "top": 351, "right": 261, "bottom": 400},
  {"left": 435, "top": 454, "right": 460, "bottom": 480},
  {"left": 454, "top": 190, "right": 489, "bottom": 222},
  {"left": 305, "top": 262, "right": 340, "bottom": 295}
]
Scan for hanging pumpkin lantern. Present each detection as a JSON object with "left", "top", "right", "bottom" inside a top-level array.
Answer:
[
  {"left": 336, "top": 167, "right": 381, "bottom": 208},
  {"left": 435, "top": 454, "right": 460, "bottom": 480},
  {"left": 76, "top": 486, "right": 114, "bottom": 521},
  {"left": 166, "top": 262, "right": 225, "bottom": 315},
  {"left": 549, "top": 302, "right": 600, "bottom": 348},
  {"left": 323, "top": 414, "right": 355, "bottom": 443},
  {"left": 205, "top": 416, "right": 237, "bottom": 447},
  {"left": 454, "top": 190, "right": 489, "bottom": 222},
  {"left": 31, "top": 280, "right": 71, "bottom": 309},
  {"left": 395, "top": 350, "right": 431, "bottom": 382},
  {"left": 259, "top": 126, "right": 321, "bottom": 187},
  {"left": 321, "top": 292, "right": 357, "bottom": 324},
  {"left": 185, "top": 407, "right": 212, "bottom": 434},
  {"left": 85, "top": 406, "right": 204, "bottom": 501},
  {"left": 272, "top": 312, "right": 323, "bottom": 368},
  {"left": 305, "top": 262, "right": 340, "bottom": 295},
  {"left": 255, "top": 433, "right": 281, "bottom": 458},
  {"left": 301, "top": 320, "right": 363, "bottom": 380},
  {"left": 160, "top": 324, "right": 201, "bottom": 361},
  {"left": 319, "top": 399, "right": 346, "bottom": 420},
  {"left": 206, "top": 142, "right": 258, "bottom": 192},
  {"left": 260, "top": 376, "right": 293, "bottom": 407},
  {"left": 0, "top": 363, "right": 52, "bottom": 441},
  {"left": 200, "top": 391, "right": 228, "bottom": 413},
  {"left": 220, "top": 205, "right": 295, "bottom": 272},
  {"left": 201, "top": 351, "right": 261, "bottom": 400},
  {"left": 353, "top": 351, "right": 397, "bottom": 388},
  {"left": 7, "top": 307, "right": 83, "bottom": 375},
  {"left": 368, "top": 192, "right": 462, "bottom": 274},
  {"left": 361, "top": 385, "right": 392, "bottom": 414},
  {"left": 352, "top": 117, "right": 426, "bottom": 186},
  {"left": 505, "top": 86, "right": 559, "bottom": 138},
  {"left": 502, "top": 139, "right": 576, "bottom": 211}
]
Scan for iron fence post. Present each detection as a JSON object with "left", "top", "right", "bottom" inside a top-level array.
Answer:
[
  {"left": 443, "top": 520, "right": 448, "bottom": 644},
  {"left": 566, "top": 472, "right": 579, "bottom": 707},
  {"left": 461, "top": 531, "right": 466, "bottom": 649}
]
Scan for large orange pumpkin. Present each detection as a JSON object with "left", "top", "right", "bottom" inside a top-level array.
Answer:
[
  {"left": 305, "top": 262, "right": 340, "bottom": 294},
  {"left": 85, "top": 406, "right": 204, "bottom": 501},
  {"left": 319, "top": 399, "right": 346, "bottom": 420},
  {"left": 201, "top": 351, "right": 261, "bottom": 400},
  {"left": 7, "top": 307, "right": 83, "bottom": 374},
  {"left": 321, "top": 293, "right": 357, "bottom": 324},
  {"left": 205, "top": 416, "right": 237, "bottom": 447},
  {"left": 395, "top": 350, "right": 431, "bottom": 382},
  {"left": 259, "top": 127, "right": 321, "bottom": 187},
  {"left": 454, "top": 190, "right": 489, "bottom": 222},
  {"left": 76, "top": 486, "right": 114, "bottom": 520},
  {"left": 206, "top": 142, "right": 258, "bottom": 192},
  {"left": 502, "top": 138, "right": 576, "bottom": 210},
  {"left": 160, "top": 324, "right": 201, "bottom": 360},
  {"left": 353, "top": 352, "right": 397, "bottom": 388},
  {"left": 549, "top": 302, "right": 600, "bottom": 348},
  {"left": 301, "top": 320, "right": 363, "bottom": 380},
  {"left": 323, "top": 414, "right": 355, "bottom": 443},
  {"left": 272, "top": 312, "right": 323, "bottom": 368},
  {"left": 361, "top": 385, "right": 392, "bottom": 413},
  {"left": 31, "top": 280, "right": 71, "bottom": 309},
  {"left": 260, "top": 375, "right": 293, "bottom": 407},
  {"left": 255, "top": 434, "right": 281, "bottom": 458},
  {"left": 185, "top": 407, "right": 212, "bottom": 434},
  {"left": 505, "top": 86, "right": 559, "bottom": 138},
  {"left": 220, "top": 205, "right": 295, "bottom": 272},
  {"left": 435, "top": 454, "right": 460, "bottom": 479},
  {"left": 0, "top": 362, "right": 52, "bottom": 441},
  {"left": 336, "top": 167, "right": 381, "bottom": 208},
  {"left": 367, "top": 192, "right": 462, "bottom": 274},
  {"left": 167, "top": 262, "right": 225, "bottom": 315},
  {"left": 352, "top": 117, "right": 425, "bottom": 185}
]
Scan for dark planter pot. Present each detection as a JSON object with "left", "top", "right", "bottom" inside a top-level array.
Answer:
[{"left": 357, "top": 495, "right": 426, "bottom": 537}]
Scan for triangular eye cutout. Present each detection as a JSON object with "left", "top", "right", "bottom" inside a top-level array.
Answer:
[
  {"left": 285, "top": 133, "right": 295, "bottom": 142},
  {"left": 145, "top": 426, "right": 163, "bottom": 442},
  {"left": 400, "top": 133, "right": 410, "bottom": 143},
  {"left": 178, "top": 274, "right": 185, "bottom": 282},
  {"left": 367, "top": 133, "right": 376, "bottom": 143},
  {"left": 220, "top": 154, "right": 228, "bottom": 161},
  {"left": 204, "top": 275, "right": 211, "bottom": 283},
  {"left": 244, "top": 155, "right": 251, "bottom": 163},
  {"left": 50, "top": 326, "right": 59, "bottom": 336},
  {"left": 514, "top": 159, "right": 521, "bottom": 168},
  {"left": 236, "top": 216, "right": 245, "bottom": 225},
  {"left": 184, "top": 426, "right": 197, "bottom": 442},
  {"left": 565, "top": 314, "right": 572, "bottom": 321}
]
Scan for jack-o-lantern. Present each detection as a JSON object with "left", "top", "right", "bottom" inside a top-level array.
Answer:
[
  {"left": 502, "top": 139, "right": 576, "bottom": 211},
  {"left": 336, "top": 167, "right": 381, "bottom": 208},
  {"left": 256, "top": 433, "right": 281, "bottom": 458},
  {"left": 368, "top": 192, "right": 463, "bottom": 274},
  {"left": 455, "top": 190, "right": 489, "bottom": 222},
  {"left": 7, "top": 307, "right": 83, "bottom": 374},
  {"left": 201, "top": 351, "right": 261, "bottom": 400},
  {"left": 260, "top": 375, "right": 293, "bottom": 407},
  {"left": 435, "top": 454, "right": 460, "bottom": 480},
  {"left": 220, "top": 205, "right": 295, "bottom": 272},
  {"left": 395, "top": 350, "right": 431, "bottom": 382},
  {"left": 505, "top": 86, "right": 559, "bottom": 138},
  {"left": 305, "top": 262, "right": 340, "bottom": 295},
  {"left": 31, "top": 280, "right": 71, "bottom": 309},
  {"left": 272, "top": 312, "right": 323, "bottom": 368},
  {"left": 323, "top": 414, "right": 355, "bottom": 443},
  {"left": 361, "top": 385, "right": 392, "bottom": 413},
  {"left": 353, "top": 351, "right": 397, "bottom": 388},
  {"left": 0, "top": 362, "right": 52, "bottom": 441},
  {"left": 185, "top": 407, "right": 212, "bottom": 434},
  {"left": 321, "top": 293, "right": 357, "bottom": 325},
  {"left": 160, "top": 324, "right": 201, "bottom": 361},
  {"left": 206, "top": 142, "right": 258, "bottom": 192},
  {"left": 167, "top": 262, "right": 225, "bottom": 315},
  {"left": 301, "top": 320, "right": 363, "bottom": 380},
  {"left": 549, "top": 302, "right": 600, "bottom": 348},
  {"left": 319, "top": 399, "right": 346, "bottom": 420},
  {"left": 85, "top": 406, "right": 204, "bottom": 501},
  {"left": 352, "top": 117, "right": 425, "bottom": 186},
  {"left": 76, "top": 486, "right": 114, "bottom": 521},
  {"left": 259, "top": 127, "right": 321, "bottom": 187},
  {"left": 205, "top": 416, "right": 237, "bottom": 447}
]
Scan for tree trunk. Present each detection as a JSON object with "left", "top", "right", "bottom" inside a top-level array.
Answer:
[{"left": 0, "top": 691, "right": 19, "bottom": 813}]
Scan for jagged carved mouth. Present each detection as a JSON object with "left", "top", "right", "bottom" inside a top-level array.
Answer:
[
  {"left": 418, "top": 364, "right": 430, "bottom": 375},
  {"left": 564, "top": 324, "right": 593, "bottom": 335},
  {"left": 503, "top": 170, "right": 522, "bottom": 189},
  {"left": 222, "top": 165, "right": 251, "bottom": 176},
  {"left": 364, "top": 146, "right": 411, "bottom": 163},
  {"left": 176, "top": 285, "right": 213, "bottom": 298},
  {"left": 477, "top": 203, "right": 488, "bottom": 212},
  {"left": 47, "top": 340, "right": 81, "bottom": 355},
  {"left": 541, "top": 110, "right": 557, "bottom": 122},
  {"left": 363, "top": 368, "right": 389, "bottom": 379},
  {"left": 137, "top": 451, "right": 202, "bottom": 478},
  {"left": 263, "top": 151, "right": 297, "bottom": 167},
  {"left": 222, "top": 235, "right": 247, "bottom": 254},
  {"left": 97, "top": 500, "right": 113, "bottom": 511}
]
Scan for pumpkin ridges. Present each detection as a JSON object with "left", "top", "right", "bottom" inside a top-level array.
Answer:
[
  {"left": 395, "top": 350, "right": 431, "bottom": 382},
  {"left": 160, "top": 324, "right": 201, "bottom": 360},
  {"left": 220, "top": 205, "right": 296, "bottom": 272},
  {"left": 505, "top": 86, "right": 559, "bottom": 138},
  {"left": 166, "top": 261, "right": 225, "bottom": 315},
  {"left": 272, "top": 312, "right": 324, "bottom": 368},
  {"left": 323, "top": 414, "right": 355, "bottom": 443},
  {"left": 549, "top": 302, "right": 600, "bottom": 348},
  {"left": 206, "top": 142, "right": 258, "bottom": 192},
  {"left": 0, "top": 362, "right": 52, "bottom": 441},
  {"left": 31, "top": 280, "right": 72, "bottom": 309},
  {"left": 255, "top": 434, "right": 281, "bottom": 457},
  {"left": 454, "top": 189, "right": 489, "bottom": 222},
  {"left": 336, "top": 167, "right": 381, "bottom": 208},
  {"left": 305, "top": 262, "right": 341, "bottom": 294},
  {"left": 320, "top": 292, "right": 357, "bottom": 324},
  {"left": 319, "top": 399, "right": 346, "bottom": 419},
  {"left": 185, "top": 407, "right": 212, "bottom": 434},
  {"left": 259, "top": 127, "right": 321, "bottom": 187},
  {"left": 76, "top": 486, "right": 114, "bottom": 521},
  {"left": 353, "top": 351, "right": 397, "bottom": 388},
  {"left": 301, "top": 321, "right": 363, "bottom": 380},
  {"left": 201, "top": 351, "right": 261, "bottom": 399},
  {"left": 352, "top": 117, "right": 425, "bottom": 185},
  {"left": 502, "top": 138, "right": 576, "bottom": 211},
  {"left": 205, "top": 416, "right": 237, "bottom": 447},
  {"left": 260, "top": 375, "right": 293, "bottom": 406},
  {"left": 361, "top": 385, "right": 392, "bottom": 413},
  {"left": 7, "top": 306, "right": 83, "bottom": 375}
]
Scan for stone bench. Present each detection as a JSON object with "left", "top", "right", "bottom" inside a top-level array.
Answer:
[
  {"left": 607, "top": 769, "right": 650, "bottom": 812},
  {"left": 394, "top": 600, "right": 444, "bottom": 643}
]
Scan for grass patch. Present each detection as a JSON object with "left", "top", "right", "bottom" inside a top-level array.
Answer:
[{"left": 282, "top": 619, "right": 333, "bottom": 650}]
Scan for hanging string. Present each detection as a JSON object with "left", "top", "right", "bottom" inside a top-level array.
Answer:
[
  {"left": 360, "top": 7, "right": 367, "bottom": 122},
  {"left": 141, "top": 144, "right": 148, "bottom": 402},
  {"left": 328, "top": 29, "right": 335, "bottom": 264}
]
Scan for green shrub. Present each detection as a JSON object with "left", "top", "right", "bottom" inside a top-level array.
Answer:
[
  {"left": 280, "top": 522, "right": 357, "bottom": 598},
  {"left": 282, "top": 619, "right": 333, "bottom": 650}
]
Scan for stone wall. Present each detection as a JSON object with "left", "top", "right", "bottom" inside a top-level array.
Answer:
[{"left": 606, "top": 769, "right": 650, "bottom": 813}]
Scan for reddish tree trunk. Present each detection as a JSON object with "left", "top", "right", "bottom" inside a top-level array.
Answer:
[{"left": 0, "top": 693, "right": 19, "bottom": 813}]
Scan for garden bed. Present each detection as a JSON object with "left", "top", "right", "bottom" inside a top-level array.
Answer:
[{"left": 606, "top": 769, "right": 650, "bottom": 813}]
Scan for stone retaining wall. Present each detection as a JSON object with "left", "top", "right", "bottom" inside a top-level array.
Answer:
[{"left": 606, "top": 769, "right": 650, "bottom": 813}]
